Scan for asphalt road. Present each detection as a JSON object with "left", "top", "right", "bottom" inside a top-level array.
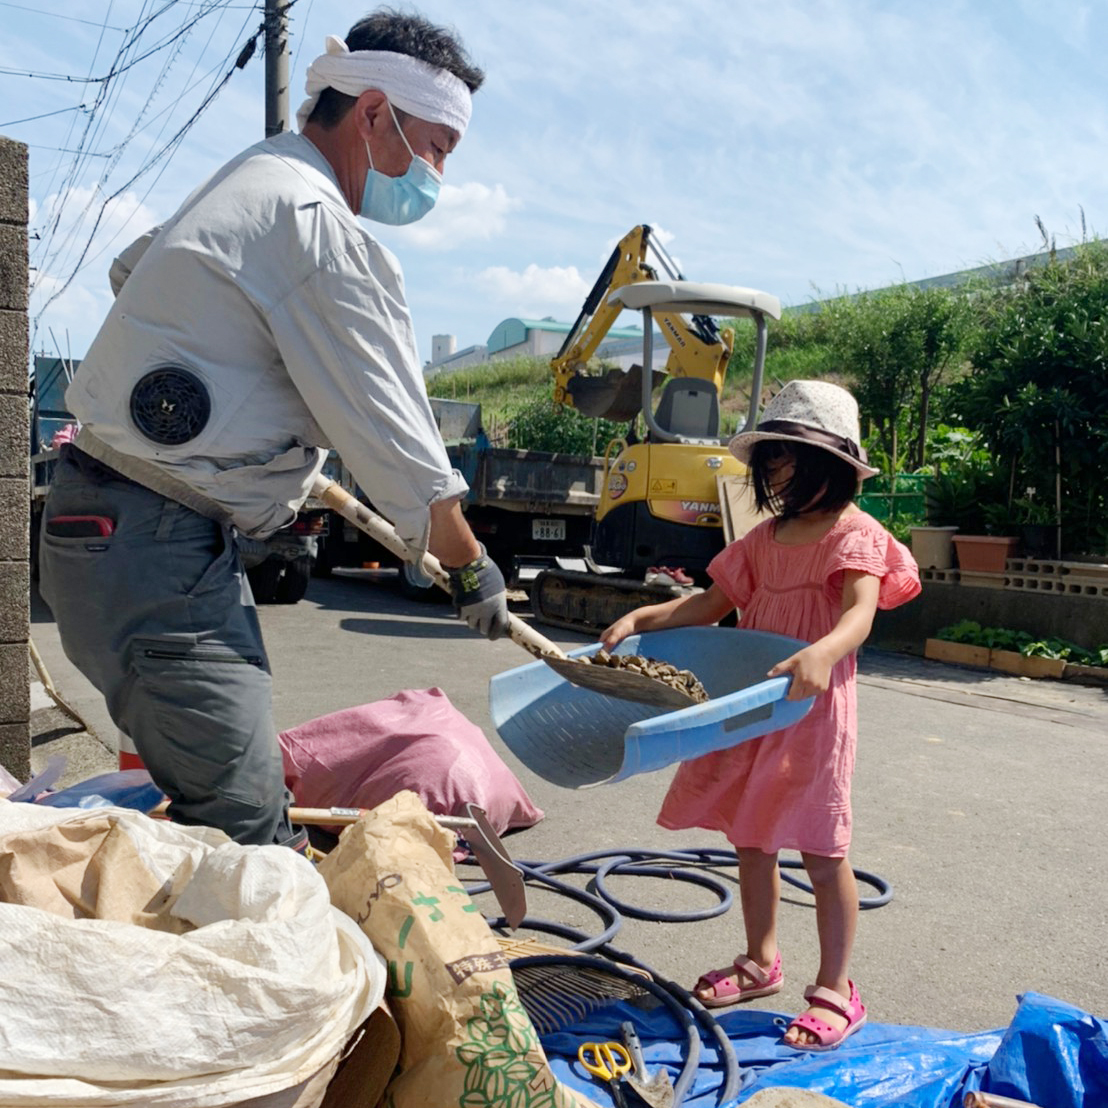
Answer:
[{"left": 28, "top": 570, "right": 1108, "bottom": 1037}]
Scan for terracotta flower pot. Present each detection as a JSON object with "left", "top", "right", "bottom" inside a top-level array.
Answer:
[{"left": 951, "top": 535, "right": 1019, "bottom": 573}]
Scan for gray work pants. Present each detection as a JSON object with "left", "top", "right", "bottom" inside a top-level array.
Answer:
[{"left": 39, "top": 448, "right": 297, "bottom": 847}]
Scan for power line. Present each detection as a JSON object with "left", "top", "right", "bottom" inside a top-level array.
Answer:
[
  {"left": 55, "top": 6, "right": 250, "bottom": 283},
  {"left": 0, "top": 2, "right": 126, "bottom": 31},
  {"left": 46, "top": 6, "right": 205, "bottom": 280},
  {"left": 31, "top": 2, "right": 231, "bottom": 283},
  {"left": 32, "top": 3, "right": 156, "bottom": 280},
  {"left": 31, "top": 12, "right": 267, "bottom": 335},
  {"left": 0, "top": 105, "right": 88, "bottom": 128},
  {"left": 289, "top": 0, "right": 317, "bottom": 81},
  {"left": 26, "top": 0, "right": 297, "bottom": 352},
  {"left": 23, "top": 145, "right": 112, "bottom": 157},
  {"left": 31, "top": 1, "right": 120, "bottom": 215},
  {"left": 0, "top": 2, "right": 235, "bottom": 84}
]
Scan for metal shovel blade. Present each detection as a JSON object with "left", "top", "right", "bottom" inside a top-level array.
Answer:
[
  {"left": 541, "top": 655, "right": 699, "bottom": 711},
  {"left": 620, "top": 1020, "right": 675, "bottom": 1108},
  {"left": 626, "top": 1071, "right": 675, "bottom": 1108},
  {"left": 463, "top": 804, "right": 528, "bottom": 930}
]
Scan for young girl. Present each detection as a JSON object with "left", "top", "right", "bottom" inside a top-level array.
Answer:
[{"left": 602, "top": 380, "right": 920, "bottom": 1051}]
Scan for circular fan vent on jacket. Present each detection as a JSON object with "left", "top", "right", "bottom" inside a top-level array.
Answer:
[{"left": 130, "top": 368, "right": 211, "bottom": 446}]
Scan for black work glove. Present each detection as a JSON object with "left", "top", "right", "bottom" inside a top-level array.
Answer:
[{"left": 445, "top": 544, "right": 511, "bottom": 640}]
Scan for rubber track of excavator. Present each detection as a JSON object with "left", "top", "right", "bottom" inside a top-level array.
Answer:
[{"left": 530, "top": 568, "right": 699, "bottom": 636}]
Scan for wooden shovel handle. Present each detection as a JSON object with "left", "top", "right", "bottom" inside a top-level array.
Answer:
[
  {"left": 311, "top": 476, "right": 568, "bottom": 661},
  {"left": 148, "top": 801, "right": 477, "bottom": 829},
  {"left": 964, "top": 1095, "right": 1045, "bottom": 1108}
]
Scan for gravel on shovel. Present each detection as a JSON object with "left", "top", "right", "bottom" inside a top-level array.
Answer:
[{"left": 590, "top": 650, "right": 710, "bottom": 704}]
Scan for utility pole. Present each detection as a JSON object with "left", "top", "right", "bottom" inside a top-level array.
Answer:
[{"left": 264, "top": 0, "right": 290, "bottom": 137}]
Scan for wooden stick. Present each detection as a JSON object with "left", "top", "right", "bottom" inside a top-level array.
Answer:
[
  {"left": 964, "top": 1092, "right": 1045, "bottom": 1108},
  {"left": 29, "top": 637, "right": 87, "bottom": 727},
  {"left": 146, "top": 800, "right": 528, "bottom": 928},
  {"left": 147, "top": 800, "right": 477, "bottom": 830},
  {"left": 312, "top": 476, "right": 567, "bottom": 662}
]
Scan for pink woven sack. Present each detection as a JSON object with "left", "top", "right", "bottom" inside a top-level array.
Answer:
[{"left": 278, "top": 687, "right": 544, "bottom": 834}]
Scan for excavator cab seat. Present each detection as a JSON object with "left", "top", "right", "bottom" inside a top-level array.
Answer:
[
  {"left": 654, "top": 378, "right": 720, "bottom": 439},
  {"left": 608, "top": 280, "right": 783, "bottom": 444}
]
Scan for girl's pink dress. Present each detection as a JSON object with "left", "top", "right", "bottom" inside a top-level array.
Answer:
[{"left": 657, "top": 510, "right": 920, "bottom": 857}]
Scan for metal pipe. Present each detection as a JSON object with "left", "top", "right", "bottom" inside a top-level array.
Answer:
[
  {"left": 740, "top": 314, "right": 769, "bottom": 434},
  {"left": 640, "top": 307, "right": 677, "bottom": 443},
  {"left": 1054, "top": 418, "right": 1062, "bottom": 560}
]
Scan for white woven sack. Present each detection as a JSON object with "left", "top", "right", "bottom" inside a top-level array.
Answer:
[{"left": 0, "top": 800, "right": 385, "bottom": 1107}]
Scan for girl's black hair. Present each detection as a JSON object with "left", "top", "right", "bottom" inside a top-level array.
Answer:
[{"left": 748, "top": 440, "right": 860, "bottom": 519}]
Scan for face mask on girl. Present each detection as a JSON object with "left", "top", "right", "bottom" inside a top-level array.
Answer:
[{"left": 360, "top": 100, "right": 442, "bottom": 225}]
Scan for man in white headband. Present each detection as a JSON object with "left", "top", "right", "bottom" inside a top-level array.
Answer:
[{"left": 41, "top": 9, "right": 506, "bottom": 851}]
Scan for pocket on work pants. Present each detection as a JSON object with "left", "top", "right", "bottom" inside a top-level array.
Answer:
[
  {"left": 39, "top": 525, "right": 126, "bottom": 690},
  {"left": 152, "top": 503, "right": 240, "bottom": 601},
  {"left": 39, "top": 527, "right": 116, "bottom": 603},
  {"left": 125, "top": 637, "right": 283, "bottom": 814}
]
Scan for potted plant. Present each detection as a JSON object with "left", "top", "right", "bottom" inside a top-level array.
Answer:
[
  {"left": 951, "top": 509, "right": 1019, "bottom": 573},
  {"left": 923, "top": 464, "right": 1016, "bottom": 573},
  {"left": 909, "top": 524, "right": 959, "bottom": 569}
]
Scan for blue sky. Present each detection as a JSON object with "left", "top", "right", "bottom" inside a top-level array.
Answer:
[{"left": 2, "top": 0, "right": 1104, "bottom": 367}]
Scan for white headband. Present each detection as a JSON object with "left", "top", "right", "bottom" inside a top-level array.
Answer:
[{"left": 296, "top": 34, "right": 472, "bottom": 136}]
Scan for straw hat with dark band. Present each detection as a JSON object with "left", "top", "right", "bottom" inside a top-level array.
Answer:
[{"left": 728, "top": 379, "right": 880, "bottom": 479}]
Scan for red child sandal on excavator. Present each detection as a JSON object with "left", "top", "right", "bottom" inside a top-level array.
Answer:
[
  {"left": 785, "top": 980, "right": 867, "bottom": 1051},
  {"left": 645, "top": 565, "right": 695, "bottom": 587},
  {"left": 693, "top": 952, "right": 783, "bottom": 1008}
]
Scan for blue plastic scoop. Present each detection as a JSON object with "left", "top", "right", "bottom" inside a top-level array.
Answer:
[{"left": 488, "top": 627, "right": 815, "bottom": 789}]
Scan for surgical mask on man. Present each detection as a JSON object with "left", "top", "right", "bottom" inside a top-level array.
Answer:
[{"left": 361, "top": 100, "right": 442, "bottom": 224}]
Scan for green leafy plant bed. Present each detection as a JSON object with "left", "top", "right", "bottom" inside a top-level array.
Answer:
[{"left": 925, "top": 620, "right": 1108, "bottom": 682}]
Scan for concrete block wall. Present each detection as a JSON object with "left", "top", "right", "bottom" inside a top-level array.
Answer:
[
  {"left": 871, "top": 580, "right": 1108, "bottom": 654},
  {"left": 0, "top": 137, "right": 29, "bottom": 779}
]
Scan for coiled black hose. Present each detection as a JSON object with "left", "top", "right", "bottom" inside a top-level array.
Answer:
[{"left": 464, "top": 846, "right": 892, "bottom": 1106}]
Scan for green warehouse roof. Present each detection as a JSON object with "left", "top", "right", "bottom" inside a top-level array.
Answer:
[{"left": 486, "top": 316, "right": 643, "bottom": 355}]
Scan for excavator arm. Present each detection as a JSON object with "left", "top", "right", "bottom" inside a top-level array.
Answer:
[{"left": 551, "top": 225, "right": 733, "bottom": 424}]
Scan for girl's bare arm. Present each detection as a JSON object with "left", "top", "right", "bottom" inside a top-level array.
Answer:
[
  {"left": 767, "top": 570, "right": 881, "bottom": 700},
  {"left": 601, "top": 584, "right": 734, "bottom": 650}
]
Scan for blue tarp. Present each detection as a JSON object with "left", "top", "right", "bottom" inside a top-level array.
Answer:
[
  {"left": 27, "top": 769, "right": 165, "bottom": 814},
  {"left": 543, "top": 992, "right": 1108, "bottom": 1107}
]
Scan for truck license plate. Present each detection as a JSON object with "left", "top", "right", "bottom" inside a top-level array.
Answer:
[{"left": 532, "top": 519, "right": 566, "bottom": 542}]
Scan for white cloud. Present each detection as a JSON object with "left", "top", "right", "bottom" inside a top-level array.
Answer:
[
  {"left": 472, "top": 263, "right": 590, "bottom": 317},
  {"left": 29, "top": 186, "right": 161, "bottom": 357},
  {"left": 29, "top": 271, "right": 114, "bottom": 361},
  {"left": 31, "top": 185, "right": 161, "bottom": 293},
  {"left": 386, "top": 181, "right": 522, "bottom": 249}
]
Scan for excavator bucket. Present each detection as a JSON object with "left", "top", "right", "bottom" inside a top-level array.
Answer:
[{"left": 566, "top": 364, "right": 665, "bottom": 422}]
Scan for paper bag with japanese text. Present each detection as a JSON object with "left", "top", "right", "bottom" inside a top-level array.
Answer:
[{"left": 317, "top": 790, "right": 591, "bottom": 1108}]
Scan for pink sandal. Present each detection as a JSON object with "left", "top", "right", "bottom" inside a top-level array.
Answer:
[
  {"left": 785, "top": 980, "right": 867, "bottom": 1051},
  {"left": 693, "top": 952, "right": 783, "bottom": 1009}
]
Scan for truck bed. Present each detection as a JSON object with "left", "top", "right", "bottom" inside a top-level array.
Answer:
[{"left": 448, "top": 443, "right": 602, "bottom": 514}]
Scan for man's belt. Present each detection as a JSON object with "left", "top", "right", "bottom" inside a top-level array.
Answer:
[{"left": 73, "top": 427, "right": 234, "bottom": 526}]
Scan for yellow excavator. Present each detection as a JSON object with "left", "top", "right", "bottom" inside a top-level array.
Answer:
[{"left": 531, "top": 224, "right": 781, "bottom": 633}]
